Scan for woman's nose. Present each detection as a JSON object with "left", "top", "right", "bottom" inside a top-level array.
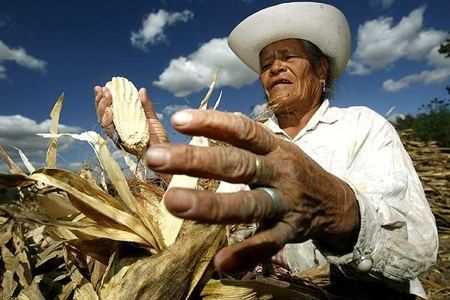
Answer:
[{"left": 270, "top": 59, "right": 286, "bottom": 75}]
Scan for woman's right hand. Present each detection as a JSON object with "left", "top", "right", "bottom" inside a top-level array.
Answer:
[{"left": 94, "top": 86, "right": 169, "bottom": 147}]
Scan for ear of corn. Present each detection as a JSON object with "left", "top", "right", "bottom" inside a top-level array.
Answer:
[{"left": 105, "top": 77, "right": 150, "bottom": 155}]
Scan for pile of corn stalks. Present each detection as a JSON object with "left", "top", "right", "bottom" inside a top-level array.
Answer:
[{"left": 398, "top": 130, "right": 450, "bottom": 300}]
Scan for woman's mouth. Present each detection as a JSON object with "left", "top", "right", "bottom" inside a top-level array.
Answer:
[{"left": 270, "top": 78, "right": 292, "bottom": 90}]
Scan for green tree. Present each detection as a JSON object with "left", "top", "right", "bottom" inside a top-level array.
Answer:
[
  {"left": 438, "top": 36, "right": 450, "bottom": 58},
  {"left": 395, "top": 95, "right": 450, "bottom": 147},
  {"left": 394, "top": 35, "right": 450, "bottom": 147}
]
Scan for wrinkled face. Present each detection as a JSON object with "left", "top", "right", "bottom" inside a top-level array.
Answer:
[{"left": 259, "top": 39, "right": 326, "bottom": 114}]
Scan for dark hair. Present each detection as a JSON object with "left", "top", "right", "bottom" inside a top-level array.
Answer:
[{"left": 301, "top": 40, "right": 336, "bottom": 101}]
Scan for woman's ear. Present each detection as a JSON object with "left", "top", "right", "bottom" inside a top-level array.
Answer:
[{"left": 316, "top": 57, "right": 329, "bottom": 80}]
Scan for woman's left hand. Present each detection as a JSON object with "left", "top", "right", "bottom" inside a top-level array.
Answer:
[{"left": 146, "top": 109, "right": 359, "bottom": 274}]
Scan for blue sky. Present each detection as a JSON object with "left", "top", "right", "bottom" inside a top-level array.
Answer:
[{"left": 0, "top": 0, "right": 449, "bottom": 171}]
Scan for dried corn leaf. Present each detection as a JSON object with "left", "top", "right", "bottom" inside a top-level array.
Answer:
[
  {"left": 2, "top": 246, "right": 19, "bottom": 274},
  {"left": 0, "top": 222, "right": 12, "bottom": 246},
  {"left": 35, "top": 241, "right": 64, "bottom": 268},
  {"left": 15, "top": 250, "right": 32, "bottom": 288},
  {"left": 121, "top": 150, "right": 144, "bottom": 181},
  {"left": 47, "top": 226, "right": 78, "bottom": 241},
  {"left": 10, "top": 146, "right": 35, "bottom": 174},
  {"left": 186, "top": 222, "right": 226, "bottom": 298},
  {"left": 88, "top": 134, "right": 164, "bottom": 249},
  {"left": 57, "top": 281, "right": 76, "bottom": 300},
  {"left": 1, "top": 204, "right": 146, "bottom": 245},
  {"left": 99, "top": 223, "right": 224, "bottom": 300},
  {"left": 0, "top": 173, "right": 34, "bottom": 189},
  {"left": 35, "top": 168, "right": 123, "bottom": 211},
  {"left": 46, "top": 93, "right": 64, "bottom": 168},
  {"left": 37, "top": 132, "right": 165, "bottom": 250},
  {"left": 0, "top": 146, "right": 24, "bottom": 174},
  {"left": 30, "top": 169, "right": 159, "bottom": 248},
  {"left": 69, "top": 264, "right": 99, "bottom": 300},
  {"left": 212, "top": 90, "right": 223, "bottom": 111},
  {"left": 36, "top": 193, "right": 79, "bottom": 220},
  {"left": 17, "top": 282, "right": 45, "bottom": 300},
  {"left": 201, "top": 279, "right": 258, "bottom": 300},
  {"left": 198, "top": 68, "right": 221, "bottom": 110},
  {"left": 2, "top": 270, "right": 17, "bottom": 300}
]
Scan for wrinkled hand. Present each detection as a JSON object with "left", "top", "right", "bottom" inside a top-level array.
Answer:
[
  {"left": 94, "top": 86, "right": 169, "bottom": 147},
  {"left": 146, "top": 109, "right": 360, "bottom": 274}
]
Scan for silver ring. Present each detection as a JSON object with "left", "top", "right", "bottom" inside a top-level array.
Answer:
[
  {"left": 248, "top": 156, "right": 263, "bottom": 186},
  {"left": 255, "top": 187, "right": 280, "bottom": 220}
]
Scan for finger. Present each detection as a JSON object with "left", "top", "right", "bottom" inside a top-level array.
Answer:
[
  {"left": 96, "top": 87, "right": 112, "bottom": 122},
  {"left": 146, "top": 144, "right": 277, "bottom": 185},
  {"left": 94, "top": 86, "right": 102, "bottom": 109},
  {"left": 171, "top": 109, "right": 276, "bottom": 154},
  {"left": 164, "top": 188, "right": 281, "bottom": 223},
  {"left": 138, "top": 88, "right": 169, "bottom": 144},
  {"left": 139, "top": 88, "right": 158, "bottom": 119},
  {"left": 101, "top": 106, "right": 115, "bottom": 137},
  {"left": 214, "top": 222, "right": 295, "bottom": 273},
  {"left": 148, "top": 118, "right": 170, "bottom": 144}
]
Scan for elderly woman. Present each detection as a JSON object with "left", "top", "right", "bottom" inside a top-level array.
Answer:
[{"left": 95, "top": 3, "right": 437, "bottom": 299}]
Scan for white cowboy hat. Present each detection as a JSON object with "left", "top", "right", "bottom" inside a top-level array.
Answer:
[{"left": 228, "top": 2, "right": 351, "bottom": 76}]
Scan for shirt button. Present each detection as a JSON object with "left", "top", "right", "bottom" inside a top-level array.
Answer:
[{"left": 357, "top": 255, "right": 373, "bottom": 272}]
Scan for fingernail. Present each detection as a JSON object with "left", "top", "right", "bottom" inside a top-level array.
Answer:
[
  {"left": 146, "top": 147, "right": 170, "bottom": 167},
  {"left": 172, "top": 110, "right": 192, "bottom": 126},
  {"left": 165, "top": 189, "right": 194, "bottom": 215}
]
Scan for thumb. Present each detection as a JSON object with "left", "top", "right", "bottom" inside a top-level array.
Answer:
[{"left": 139, "top": 88, "right": 159, "bottom": 119}]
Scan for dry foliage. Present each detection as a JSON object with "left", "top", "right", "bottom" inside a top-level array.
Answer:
[
  {"left": 398, "top": 130, "right": 450, "bottom": 300},
  {"left": 0, "top": 86, "right": 448, "bottom": 300}
]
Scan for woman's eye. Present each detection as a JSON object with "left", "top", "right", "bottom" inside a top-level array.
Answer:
[
  {"left": 285, "top": 55, "right": 298, "bottom": 60},
  {"left": 261, "top": 62, "right": 272, "bottom": 70}
]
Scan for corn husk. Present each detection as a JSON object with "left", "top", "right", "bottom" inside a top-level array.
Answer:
[{"left": 159, "top": 69, "right": 221, "bottom": 247}]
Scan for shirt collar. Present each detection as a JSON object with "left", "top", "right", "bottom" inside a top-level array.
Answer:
[{"left": 264, "top": 99, "right": 339, "bottom": 139}]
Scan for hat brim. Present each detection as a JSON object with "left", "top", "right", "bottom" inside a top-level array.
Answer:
[{"left": 228, "top": 2, "right": 351, "bottom": 77}]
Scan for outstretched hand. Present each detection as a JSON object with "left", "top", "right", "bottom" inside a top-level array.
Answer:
[
  {"left": 146, "top": 109, "right": 360, "bottom": 274},
  {"left": 94, "top": 86, "right": 169, "bottom": 147}
]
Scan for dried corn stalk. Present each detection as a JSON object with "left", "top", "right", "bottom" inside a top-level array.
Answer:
[
  {"left": 105, "top": 77, "right": 150, "bottom": 155},
  {"left": 46, "top": 93, "right": 64, "bottom": 168}
]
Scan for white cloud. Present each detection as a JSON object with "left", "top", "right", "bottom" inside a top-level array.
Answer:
[
  {"left": 348, "top": 6, "right": 447, "bottom": 75},
  {"left": 383, "top": 68, "right": 450, "bottom": 92},
  {"left": 156, "top": 112, "right": 163, "bottom": 120},
  {"left": 162, "top": 104, "right": 191, "bottom": 117},
  {"left": 381, "top": 0, "right": 395, "bottom": 9},
  {"left": 130, "top": 9, "right": 193, "bottom": 50},
  {"left": 0, "top": 115, "right": 82, "bottom": 164},
  {"left": 154, "top": 38, "right": 258, "bottom": 97},
  {"left": 370, "top": 0, "right": 395, "bottom": 9},
  {"left": 0, "top": 40, "right": 47, "bottom": 79},
  {"left": 349, "top": 6, "right": 450, "bottom": 92},
  {"left": 250, "top": 102, "right": 273, "bottom": 121},
  {"left": 252, "top": 103, "right": 267, "bottom": 116},
  {"left": 0, "top": 65, "right": 6, "bottom": 79}
]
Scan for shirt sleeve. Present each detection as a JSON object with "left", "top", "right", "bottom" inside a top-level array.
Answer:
[{"left": 318, "top": 110, "right": 438, "bottom": 282}]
